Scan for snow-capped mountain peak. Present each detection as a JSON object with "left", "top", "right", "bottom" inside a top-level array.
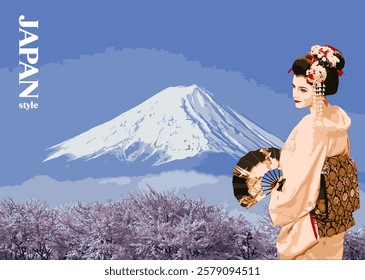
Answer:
[{"left": 44, "top": 85, "right": 283, "bottom": 166}]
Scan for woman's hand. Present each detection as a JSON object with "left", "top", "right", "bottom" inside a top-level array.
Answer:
[{"left": 272, "top": 176, "right": 286, "bottom": 192}]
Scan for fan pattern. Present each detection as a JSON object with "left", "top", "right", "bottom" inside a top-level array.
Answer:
[{"left": 232, "top": 147, "right": 281, "bottom": 208}]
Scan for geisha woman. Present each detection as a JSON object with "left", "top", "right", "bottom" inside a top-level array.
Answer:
[{"left": 268, "top": 45, "right": 358, "bottom": 259}]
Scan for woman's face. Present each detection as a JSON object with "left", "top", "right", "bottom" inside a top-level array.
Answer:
[{"left": 292, "top": 75, "right": 314, "bottom": 109}]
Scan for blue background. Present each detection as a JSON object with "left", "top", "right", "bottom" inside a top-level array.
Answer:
[{"left": 1, "top": 0, "right": 364, "bottom": 185}]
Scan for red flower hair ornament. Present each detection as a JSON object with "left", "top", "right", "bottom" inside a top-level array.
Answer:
[{"left": 287, "top": 45, "right": 344, "bottom": 94}]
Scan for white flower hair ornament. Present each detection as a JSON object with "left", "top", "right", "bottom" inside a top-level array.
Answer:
[{"left": 306, "top": 45, "right": 343, "bottom": 95}]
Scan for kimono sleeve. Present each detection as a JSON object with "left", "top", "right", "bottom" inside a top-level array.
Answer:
[{"left": 269, "top": 117, "right": 328, "bottom": 226}]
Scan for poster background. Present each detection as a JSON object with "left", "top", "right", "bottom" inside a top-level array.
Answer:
[{"left": 0, "top": 0, "right": 364, "bottom": 260}]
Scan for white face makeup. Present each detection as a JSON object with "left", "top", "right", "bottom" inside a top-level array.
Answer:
[{"left": 292, "top": 75, "right": 315, "bottom": 109}]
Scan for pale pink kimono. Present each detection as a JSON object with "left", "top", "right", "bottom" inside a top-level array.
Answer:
[{"left": 269, "top": 104, "right": 351, "bottom": 260}]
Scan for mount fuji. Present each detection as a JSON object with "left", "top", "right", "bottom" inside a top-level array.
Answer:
[{"left": 44, "top": 85, "right": 283, "bottom": 175}]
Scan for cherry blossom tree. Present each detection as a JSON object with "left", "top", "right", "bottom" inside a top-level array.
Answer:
[
  {"left": 1, "top": 190, "right": 362, "bottom": 260},
  {"left": 343, "top": 227, "right": 365, "bottom": 260},
  {"left": 0, "top": 199, "right": 57, "bottom": 260}
]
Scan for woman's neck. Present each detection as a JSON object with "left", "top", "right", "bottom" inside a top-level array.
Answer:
[{"left": 309, "top": 96, "right": 329, "bottom": 116}]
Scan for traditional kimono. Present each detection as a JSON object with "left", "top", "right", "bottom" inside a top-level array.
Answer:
[{"left": 269, "top": 103, "right": 352, "bottom": 259}]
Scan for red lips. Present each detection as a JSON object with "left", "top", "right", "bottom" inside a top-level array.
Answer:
[{"left": 294, "top": 100, "right": 301, "bottom": 103}]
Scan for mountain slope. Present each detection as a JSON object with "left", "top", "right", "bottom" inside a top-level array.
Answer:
[{"left": 44, "top": 85, "right": 283, "bottom": 166}]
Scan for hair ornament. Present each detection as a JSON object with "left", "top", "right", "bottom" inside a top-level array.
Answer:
[{"left": 306, "top": 45, "right": 342, "bottom": 96}]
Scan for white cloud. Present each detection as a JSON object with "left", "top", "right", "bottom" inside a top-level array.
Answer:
[
  {"left": 98, "top": 177, "right": 131, "bottom": 185},
  {"left": 137, "top": 170, "right": 219, "bottom": 192}
]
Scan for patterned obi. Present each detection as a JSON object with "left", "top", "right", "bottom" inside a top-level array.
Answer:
[{"left": 311, "top": 154, "right": 360, "bottom": 238}]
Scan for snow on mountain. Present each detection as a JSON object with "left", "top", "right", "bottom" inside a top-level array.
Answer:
[{"left": 44, "top": 85, "right": 283, "bottom": 166}]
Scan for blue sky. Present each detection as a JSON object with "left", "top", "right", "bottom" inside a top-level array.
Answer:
[
  {"left": 2, "top": 0, "right": 364, "bottom": 113},
  {"left": 1, "top": 0, "right": 364, "bottom": 185}
]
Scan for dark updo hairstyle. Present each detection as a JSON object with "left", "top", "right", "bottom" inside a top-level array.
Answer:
[{"left": 291, "top": 46, "right": 345, "bottom": 95}]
